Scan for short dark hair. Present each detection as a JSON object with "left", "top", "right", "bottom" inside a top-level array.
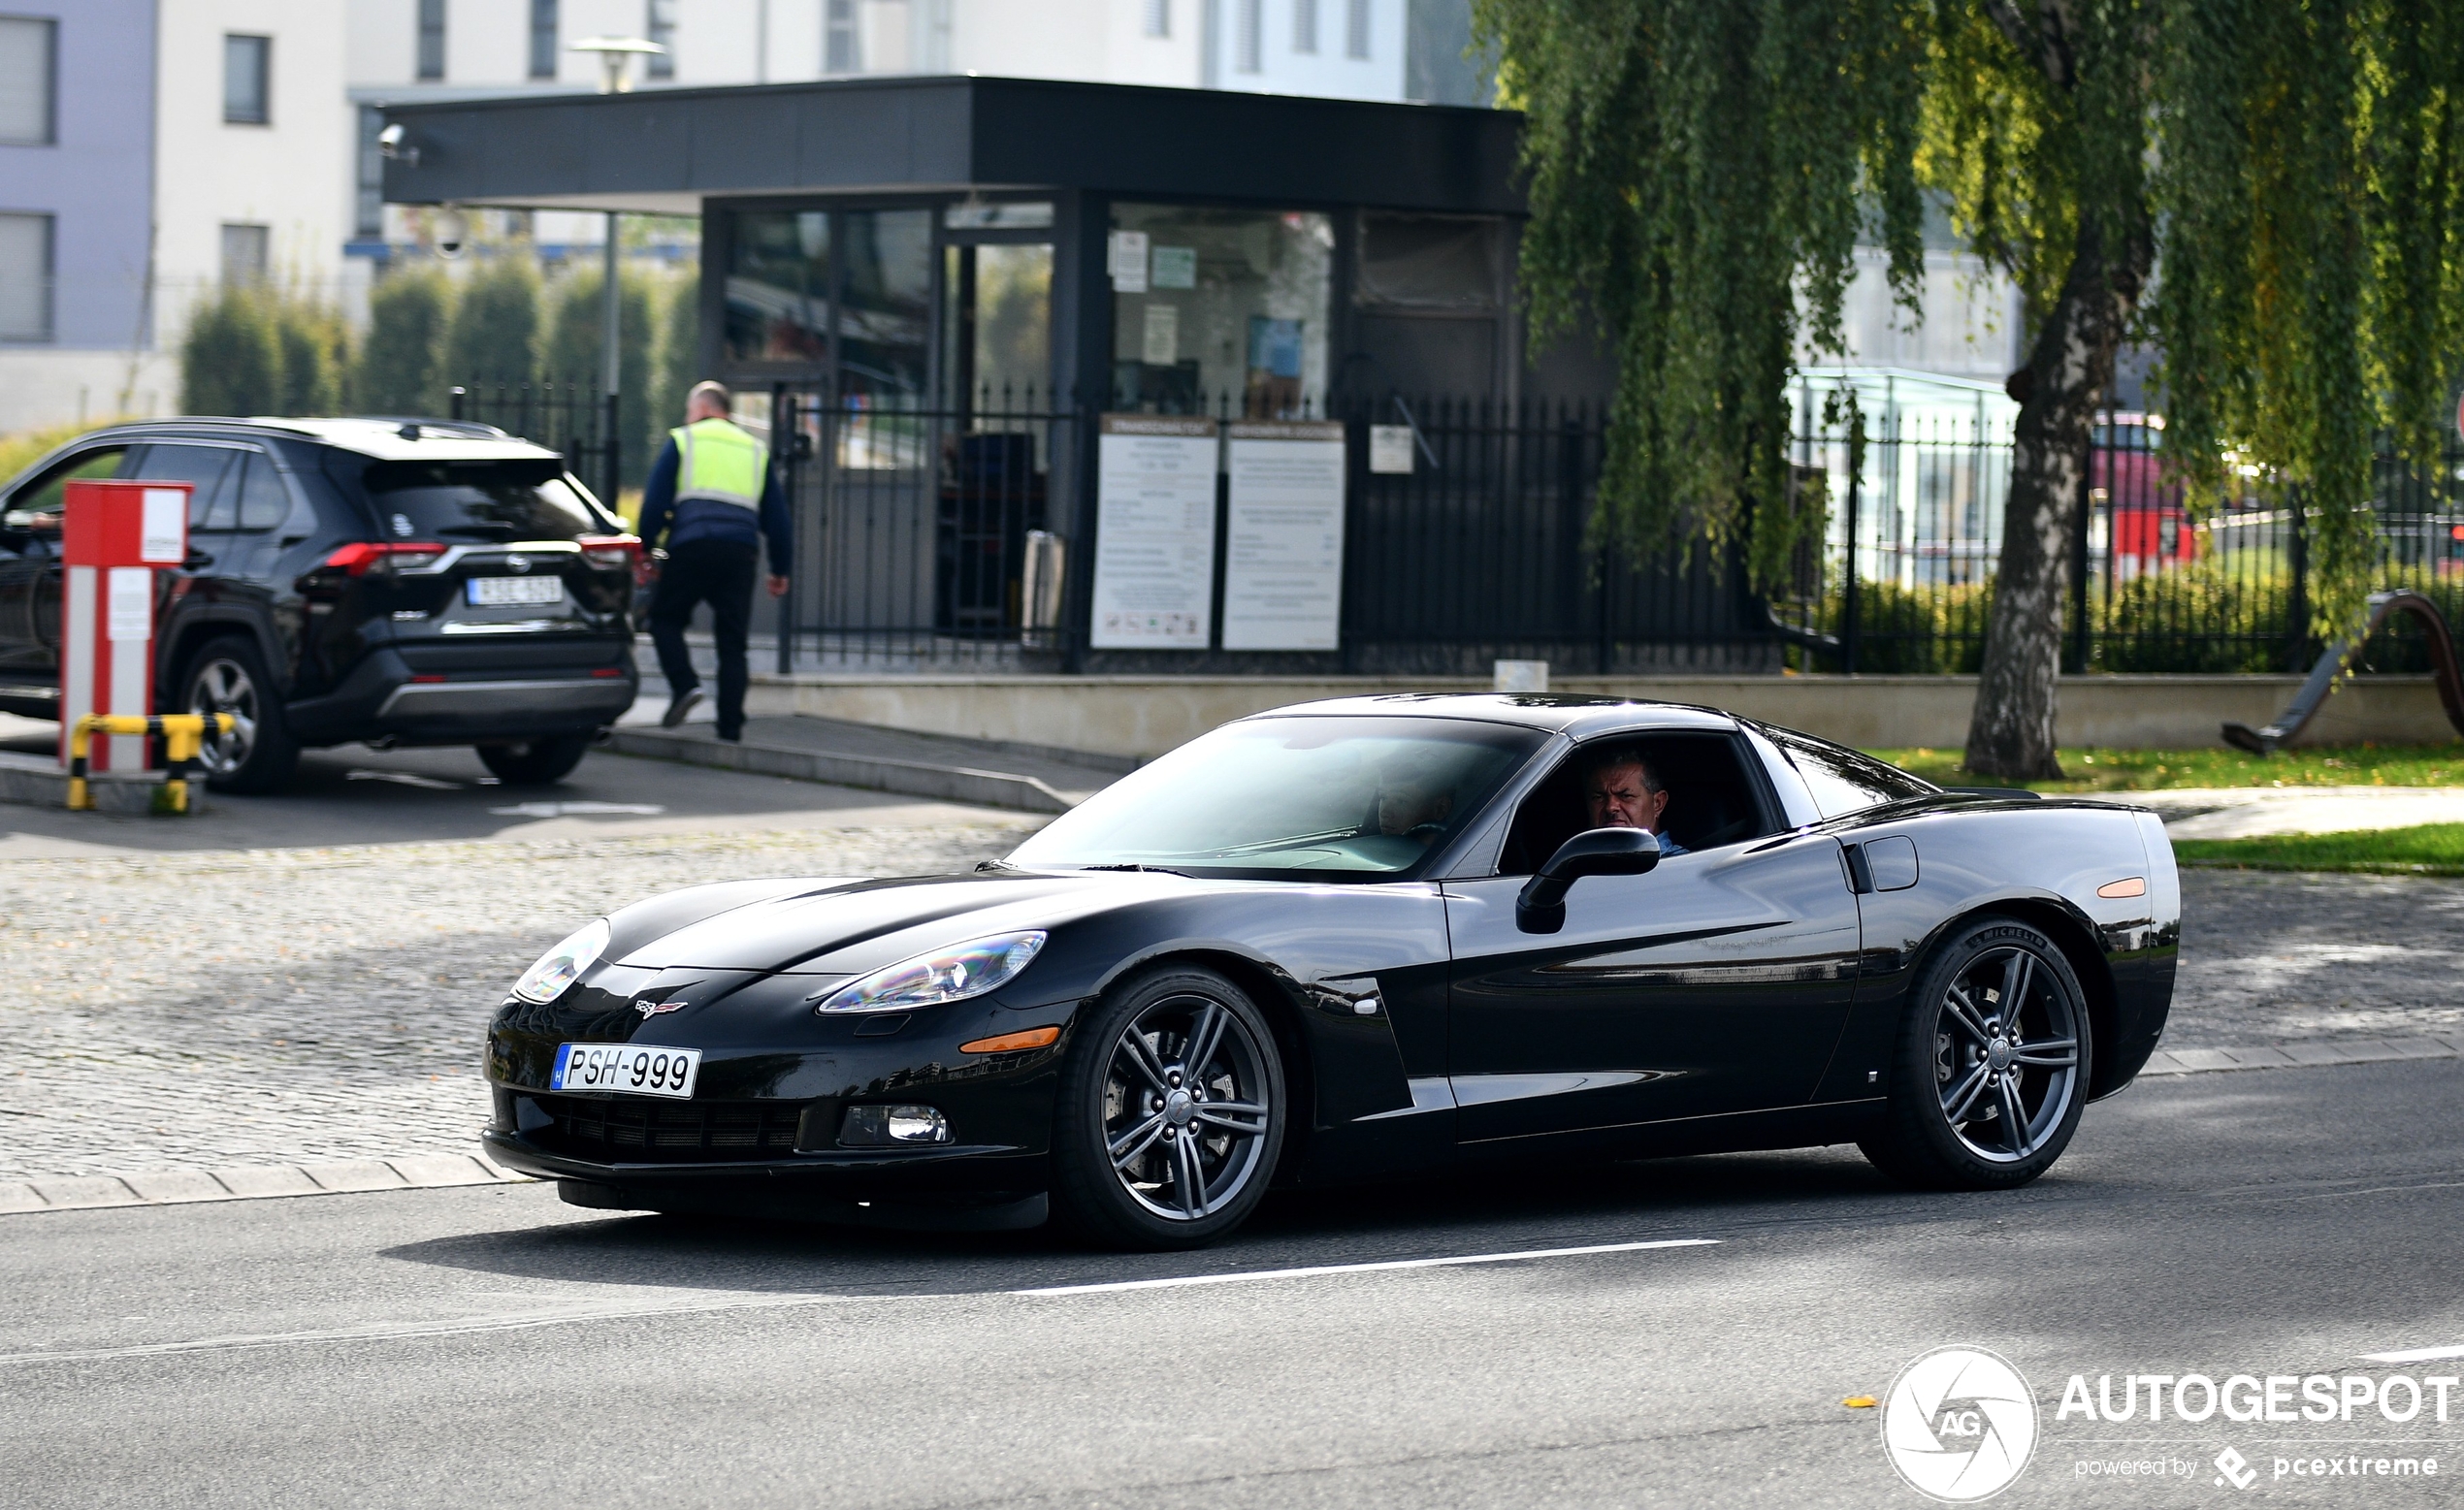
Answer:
[
  {"left": 1582, "top": 745, "right": 1664, "bottom": 795},
  {"left": 687, "top": 379, "right": 732, "bottom": 414}
]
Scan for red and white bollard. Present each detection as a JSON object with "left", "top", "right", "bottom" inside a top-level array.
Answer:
[{"left": 60, "top": 479, "right": 189, "bottom": 775}]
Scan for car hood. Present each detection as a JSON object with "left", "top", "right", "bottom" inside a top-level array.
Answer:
[{"left": 609, "top": 871, "right": 1156, "bottom": 978}]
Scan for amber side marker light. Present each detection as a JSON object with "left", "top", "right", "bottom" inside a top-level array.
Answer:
[
  {"left": 2096, "top": 877, "right": 2148, "bottom": 899},
  {"left": 959, "top": 1025, "right": 1062, "bottom": 1055}
]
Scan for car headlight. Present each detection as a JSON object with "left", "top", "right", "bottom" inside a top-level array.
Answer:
[
  {"left": 814, "top": 930, "right": 1048, "bottom": 1014},
  {"left": 511, "top": 917, "right": 611, "bottom": 1004}
]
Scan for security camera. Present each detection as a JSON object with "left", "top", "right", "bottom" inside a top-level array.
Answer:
[
  {"left": 376, "top": 122, "right": 417, "bottom": 164},
  {"left": 435, "top": 207, "right": 469, "bottom": 259}
]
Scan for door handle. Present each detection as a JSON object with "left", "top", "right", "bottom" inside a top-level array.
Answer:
[{"left": 1842, "top": 842, "right": 1875, "bottom": 894}]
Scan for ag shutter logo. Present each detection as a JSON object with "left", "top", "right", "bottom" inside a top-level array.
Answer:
[{"left": 1883, "top": 1346, "right": 2041, "bottom": 1501}]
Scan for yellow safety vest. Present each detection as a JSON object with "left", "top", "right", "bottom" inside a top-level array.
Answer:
[{"left": 671, "top": 418, "right": 768, "bottom": 510}]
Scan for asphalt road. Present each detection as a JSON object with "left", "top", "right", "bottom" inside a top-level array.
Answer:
[{"left": 6, "top": 1057, "right": 2460, "bottom": 1509}]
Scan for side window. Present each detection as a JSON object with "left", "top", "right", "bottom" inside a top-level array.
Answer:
[
  {"left": 234, "top": 451, "right": 292, "bottom": 530},
  {"left": 5, "top": 446, "right": 134, "bottom": 532},
  {"left": 1762, "top": 726, "right": 1935, "bottom": 819},
  {"left": 134, "top": 444, "right": 242, "bottom": 531},
  {"left": 1497, "top": 731, "right": 1772, "bottom": 874}
]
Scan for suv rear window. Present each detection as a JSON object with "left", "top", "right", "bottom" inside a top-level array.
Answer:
[{"left": 354, "top": 458, "right": 617, "bottom": 542}]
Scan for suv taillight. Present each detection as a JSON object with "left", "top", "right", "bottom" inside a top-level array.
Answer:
[
  {"left": 577, "top": 534, "right": 642, "bottom": 570},
  {"left": 322, "top": 541, "right": 447, "bottom": 575}
]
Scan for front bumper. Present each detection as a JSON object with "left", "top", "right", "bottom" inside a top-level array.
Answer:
[{"left": 484, "top": 964, "right": 1077, "bottom": 1214}]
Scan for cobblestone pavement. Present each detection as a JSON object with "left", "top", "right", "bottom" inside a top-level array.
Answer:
[
  {"left": 1, "top": 847, "right": 2451, "bottom": 1183},
  {"left": 2167, "top": 868, "right": 2464, "bottom": 1045},
  {"left": 0, "top": 821, "right": 1034, "bottom": 1182}
]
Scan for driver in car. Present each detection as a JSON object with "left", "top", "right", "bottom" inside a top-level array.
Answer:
[
  {"left": 1582, "top": 746, "right": 1689, "bottom": 857},
  {"left": 1376, "top": 775, "right": 1455, "bottom": 847}
]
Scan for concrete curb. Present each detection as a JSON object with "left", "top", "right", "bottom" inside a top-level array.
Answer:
[
  {"left": 2137, "top": 1034, "right": 2464, "bottom": 1076},
  {"left": 0, "top": 749, "right": 196, "bottom": 815},
  {"left": 0, "top": 1152, "right": 530, "bottom": 1215},
  {"left": 605, "top": 725, "right": 1077, "bottom": 814}
]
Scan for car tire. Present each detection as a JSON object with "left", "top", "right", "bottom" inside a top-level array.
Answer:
[
  {"left": 180, "top": 635, "right": 300, "bottom": 794},
  {"left": 1048, "top": 963, "right": 1286, "bottom": 1251},
  {"left": 1859, "top": 916, "right": 2092, "bottom": 1191},
  {"left": 477, "top": 734, "right": 592, "bottom": 786}
]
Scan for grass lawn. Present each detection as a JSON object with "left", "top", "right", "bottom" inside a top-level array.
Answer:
[
  {"left": 2168, "top": 823, "right": 2464, "bottom": 876},
  {"left": 1868, "top": 744, "right": 2464, "bottom": 792}
]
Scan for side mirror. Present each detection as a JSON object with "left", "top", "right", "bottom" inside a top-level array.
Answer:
[{"left": 1516, "top": 826, "right": 1662, "bottom": 934}]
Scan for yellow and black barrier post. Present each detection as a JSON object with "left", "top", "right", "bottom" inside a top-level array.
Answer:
[{"left": 67, "top": 714, "right": 233, "bottom": 814}]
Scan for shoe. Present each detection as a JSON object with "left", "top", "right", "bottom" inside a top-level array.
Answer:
[
  {"left": 660, "top": 687, "right": 705, "bottom": 727},
  {"left": 715, "top": 728, "right": 742, "bottom": 744}
]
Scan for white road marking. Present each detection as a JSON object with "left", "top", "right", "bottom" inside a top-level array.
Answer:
[
  {"left": 2360, "top": 1343, "right": 2464, "bottom": 1364},
  {"left": 346, "top": 769, "right": 465, "bottom": 790},
  {"left": 0, "top": 1292, "right": 849, "bottom": 1365},
  {"left": 1012, "top": 1238, "right": 1720, "bottom": 1297},
  {"left": 1, "top": 1240, "right": 1720, "bottom": 1363},
  {"left": 490, "top": 801, "right": 667, "bottom": 818}
]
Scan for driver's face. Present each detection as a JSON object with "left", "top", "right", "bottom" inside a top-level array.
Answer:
[{"left": 1584, "top": 763, "right": 1668, "bottom": 832}]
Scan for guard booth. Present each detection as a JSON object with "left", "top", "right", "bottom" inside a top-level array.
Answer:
[{"left": 381, "top": 77, "right": 1642, "bottom": 673}]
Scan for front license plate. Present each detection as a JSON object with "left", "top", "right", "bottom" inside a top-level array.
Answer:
[
  {"left": 469, "top": 574, "right": 565, "bottom": 606},
  {"left": 551, "top": 1043, "right": 701, "bottom": 1099}
]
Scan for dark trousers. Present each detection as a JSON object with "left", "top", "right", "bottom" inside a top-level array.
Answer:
[{"left": 649, "top": 539, "right": 757, "bottom": 737}]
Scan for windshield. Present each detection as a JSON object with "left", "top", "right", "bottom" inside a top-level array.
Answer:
[
  {"left": 355, "top": 458, "right": 616, "bottom": 542},
  {"left": 1009, "top": 716, "right": 1545, "bottom": 880}
]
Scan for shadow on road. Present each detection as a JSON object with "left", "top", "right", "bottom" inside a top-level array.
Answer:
[{"left": 376, "top": 1146, "right": 1927, "bottom": 1299}]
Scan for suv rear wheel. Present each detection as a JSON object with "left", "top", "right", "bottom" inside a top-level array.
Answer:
[
  {"left": 476, "top": 734, "right": 591, "bottom": 786},
  {"left": 181, "top": 636, "right": 300, "bottom": 794}
]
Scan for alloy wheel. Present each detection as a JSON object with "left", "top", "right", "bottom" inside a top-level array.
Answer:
[
  {"left": 187, "top": 658, "right": 260, "bottom": 778},
  {"left": 1931, "top": 945, "right": 2082, "bottom": 1164},
  {"left": 1100, "top": 992, "right": 1275, "bottom": 1221}
]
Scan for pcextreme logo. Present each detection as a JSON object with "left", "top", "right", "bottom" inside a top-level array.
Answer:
[{"left": 1882, "top": 1346, "right": 2041, "bottom": 1502}]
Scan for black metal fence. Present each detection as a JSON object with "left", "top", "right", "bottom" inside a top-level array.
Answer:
[
  {"left": 448, "top": 383, "right": 621, "bottom": 508},
  {"left": 447, "top": 376, "right": 2464, "bottom": 678},
  {"left": 1767, "top": 382, "right": 2464, "bottom": 676}
]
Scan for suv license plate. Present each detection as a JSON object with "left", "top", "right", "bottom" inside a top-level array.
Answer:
[
  {"left": 550, "top": 1043, "right": 701, "bottom": 1099},
  {"left": 469, "top": 575, "right": 564, "bottom": 606}
]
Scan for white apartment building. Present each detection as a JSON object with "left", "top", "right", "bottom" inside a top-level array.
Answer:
[{"left": 0, "top": 1, "right": 352, "bottom": 433}]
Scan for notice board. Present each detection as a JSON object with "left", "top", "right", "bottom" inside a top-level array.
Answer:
[
  {"left": 1090, "top": 414, "right": 1219, "bottom": 649},
  {"left": 1220, "top": 420, "right": 1346, "bottom": 652}
]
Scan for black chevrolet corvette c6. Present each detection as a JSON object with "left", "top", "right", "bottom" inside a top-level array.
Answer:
[{"left": 482, "top": 695, "right": 2180, "bottom": 1248}]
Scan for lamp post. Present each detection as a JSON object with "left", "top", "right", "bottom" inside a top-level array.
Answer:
[{"left": 567, "top": 37, "right": 667, "bottom": 505}]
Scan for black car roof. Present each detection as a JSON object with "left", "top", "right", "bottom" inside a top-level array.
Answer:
[
  {"left": 4, "top": 418, "right": 557, "bottom": 486},
  {"left": 1233, "top": 693, "right": 1742, "bottom": 739}
]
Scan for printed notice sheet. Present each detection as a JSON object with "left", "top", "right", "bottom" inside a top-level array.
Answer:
[
  {"left": 1089, "top": 415, "right": 1220, "bottom": 649},
  {"left": 1220, "top": 421, "right": 1345, "bottom": 652}
]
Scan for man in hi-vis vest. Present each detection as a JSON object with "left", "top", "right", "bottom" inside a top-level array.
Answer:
[{"left": 638, "top": 381, "right": 793, "bottom": 741}]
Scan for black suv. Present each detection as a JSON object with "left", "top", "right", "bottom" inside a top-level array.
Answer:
[{"left": 0, "top": 418, "right": 641, "bottom": 790}]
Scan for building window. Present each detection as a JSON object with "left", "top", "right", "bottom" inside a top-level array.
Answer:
[
  {"left": 646, "top": 0, "right": 676, "bottom": 78},
  {"left": 1143, "top": 0, "right": 1169, "bottom": 39},
  {"left": 1235, "top": 0, "right": 1261, "bottom": 72},
  {"left": 528, "top": 0, "right": 558, "bottom": 80},
  {"left": 1346, "top": 0, "right": 1370, "bottom": 58},
  {"left": 224, "top": 35, "right": 271, "bottom": 124},
  {"left": 1293, "top": 0, "right": 1317, "bottom": 53},
  {"left": 825, "top": 0, "right": 861, "bottom": 74},
  {"left": 356, "top": 107, "right": 385, "bottom": 240},
  {"left": 0, "top": 213, "right": 52, "bottom": 340},
  {"left": 417, "top": 0, "right": 446, "bottom": 81},
  {"left": 221, "top": 224, "right": 271, "bottom": 287},
  {"left": 0, "top": 16, "right": 57, "bottom": 146}
]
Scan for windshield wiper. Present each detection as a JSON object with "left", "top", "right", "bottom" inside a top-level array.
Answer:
[{"left": 1078, "top": 863, "right": 1193, "bottom": 877}]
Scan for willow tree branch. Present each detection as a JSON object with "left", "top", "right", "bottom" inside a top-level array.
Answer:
[{"left": 1980, "top": 0, "right": 2076, "bottom": 90}]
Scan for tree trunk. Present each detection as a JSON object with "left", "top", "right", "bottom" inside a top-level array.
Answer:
[{"left": 1962, "top": 223, "right": 2143, "bottom": 780}]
